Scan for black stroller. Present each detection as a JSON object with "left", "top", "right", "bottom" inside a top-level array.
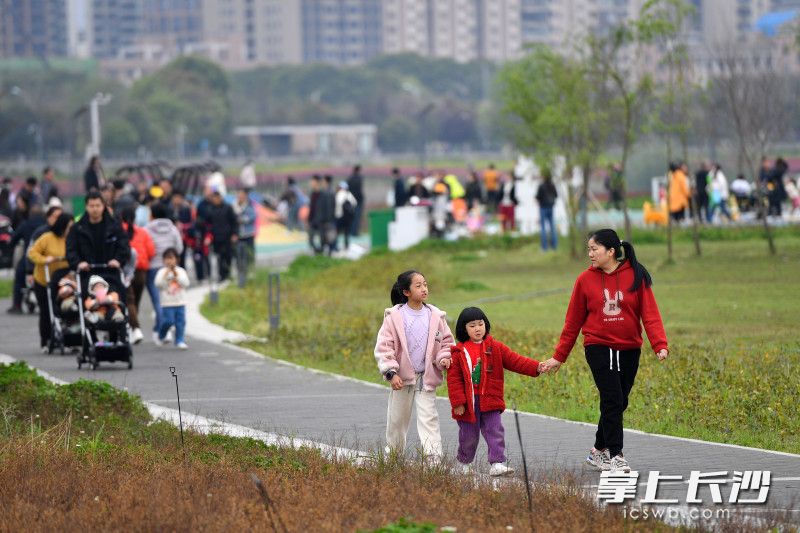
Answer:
[
  {"left": 44, "top": 262, "right": 83, "bottom": 355},
  {"left": 76, "top": 265, "right": 133, "bottom": 370}
]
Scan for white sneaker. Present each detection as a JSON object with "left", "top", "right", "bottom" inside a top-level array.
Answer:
[
  {"left": 40, "top": 346, "right": 49, "bottom": 354},
  {"left": 131, "top": 328, "right": 144, "bottom": 345},
  {"left": 177, "top": 342, "right": 188, "bottom": 350},
  {"left": 165, "top": 329, "right": 174, "bottom": 344},
  {"left": 488, "top": 462, "right": 514, "bottom": 476},
  {"left": 153, "top": 335, "right": 164, "bottom": 347},
  {"left": 609, "top": 454, "right": 630, "bottom": 473},
  {"left": 586, "top": 448, "right": 611, "bottom": 471}
]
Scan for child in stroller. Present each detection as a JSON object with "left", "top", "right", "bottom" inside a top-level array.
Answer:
[
  {"left": 57, "top": 272, "right": 79, "bottom": 313},
  {"left": 84, "top": 275, "right": 124, "bottom": 324}
]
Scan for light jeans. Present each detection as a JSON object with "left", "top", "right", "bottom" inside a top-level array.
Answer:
[{"left": 385, "top": 374, "right": 442, "bottom": 458}]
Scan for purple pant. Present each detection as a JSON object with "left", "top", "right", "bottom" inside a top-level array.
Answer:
[{"left": 457, "top": 395, "right": 506, "bottom": 464}]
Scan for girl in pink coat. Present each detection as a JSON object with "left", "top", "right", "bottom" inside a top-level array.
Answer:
[{"left": 374, "top": 270, "right": 454, "bottom": 458}]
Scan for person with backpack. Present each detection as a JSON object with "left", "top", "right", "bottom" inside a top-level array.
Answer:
[{"left": 335, "top": 181, "right": 357, "bottom": 253}]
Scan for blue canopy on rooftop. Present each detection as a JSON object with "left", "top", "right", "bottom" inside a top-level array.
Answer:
[{"left": 755, "top": 10, "right": 798, "bottom": 36}]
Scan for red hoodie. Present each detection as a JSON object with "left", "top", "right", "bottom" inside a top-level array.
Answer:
[
  {"left": 448, "top": 336, "right": 540, "bottom": 423},
  {"left": 553, "top": 261, "right": 668, "bottom": 362}
]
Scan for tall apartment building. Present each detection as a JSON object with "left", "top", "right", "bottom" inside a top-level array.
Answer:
[
  {"left": 201, "top": 0, "right": 302, "bottom": 66},
  {"left": 300, "top": 0, "right": 383, "bottom": 65},
  {"left": 0, "top": 0, "right": 69, "bottom": 58},
  {"left": 382, "top": 0, "right": 521, "bottom": 62},
  {"left": 88, "top": 0, "right": 141, "bottom": 59},
  {"left": 520, "top": 0, "right": 593, "bottom": 52}
]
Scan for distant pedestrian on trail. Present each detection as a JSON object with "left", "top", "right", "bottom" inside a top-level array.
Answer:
[
  {"left": 145, "top": 202, "right": 183, "bottom": 343},
  {"left": 540, "top": 229, "right": 669, "bottom": 474},
  {"left": 392, "top": 167, "right": 407, "bottom": 208},
  {"left": 83, "top": 156, "right": 105, "bottom": 193},
  {"left": 535, "top": 169, "right": 558, "bottom": 251},
  {"left": 447, "top": 306, "right": 541, "bottom": 476},
  {"left": 668, "top": 162, "right": 691, "bottom": 223},
  {"left": 374, "top": 270, "right": 454, "bottom": 459},
  {"left": 347, "top": 165, "right": 364, "bottom": 236},
  {"left": 205, "top": 189, "right": 239, "bottom": 282},
  {"left": 27, "top": 213, "right": 73, "bottom": 352},
  {"left": 154, "top": 248, "right": 190, "bottom": 350},
  {"left": 334, "top": 181, "right": 357, "bottom": 252}
]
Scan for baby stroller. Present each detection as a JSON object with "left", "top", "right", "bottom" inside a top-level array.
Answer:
[
  {"left": 0, "top": 215, "right": 12, "bottom": 269},
  {"left": 76, "top": 265, "right": 133, "bottom": 370},
  {"left": 44, "top": 262, "right": 83, "bottom": 355}
]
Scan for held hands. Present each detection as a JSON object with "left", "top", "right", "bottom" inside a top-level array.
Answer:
[
  {"left": 453, "top": 405, "right": 465, "bottom": 416},
  {"left": 539, "top": 358, "right": 563, "bottom": 374},
  {"left": 439, "top": 357, "right": 451, "bottom": 370},
  {"left": 656, "top": 349, "right": 669, "bottom": 362},
  {"left": 107, "top": 259, "right": 121, "bottom": 269}
]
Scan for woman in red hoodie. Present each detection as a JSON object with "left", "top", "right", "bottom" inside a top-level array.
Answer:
[{"left": 540, "top": 229, "right": 668, "bottom": 474}]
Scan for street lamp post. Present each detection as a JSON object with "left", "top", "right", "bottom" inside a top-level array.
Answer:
[{"left": 87, "top": 92, "right": 112, "bottom": 159}]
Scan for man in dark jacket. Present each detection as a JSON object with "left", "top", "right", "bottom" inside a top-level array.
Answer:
[
  {"left": 347, "top": 164, "right": 364, "bottom": 236},
  {"left": 66, "top": 191, "right": 130, "bottom": 274},
  {"left": 206, "top": 190, "right": 238, "bottom": 281},
  {"left": 6, "top": 204, "right": 46, "bottom": 314},
  {"left": 694, "top": 161, "right": 710, "bottom": 223},
  {"left": 392, "top": 167, "right": 407, "bottom": 208}
]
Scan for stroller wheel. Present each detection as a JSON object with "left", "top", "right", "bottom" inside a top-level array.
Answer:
[
  {"left": 127, "top": 347, "right": 133, "bottom": 370},
  {"left": 27, "top": 303, "right": 36, "bottom": 314},
  {"left": 91, "top": 360, "right": 98, "bottom": 371}
]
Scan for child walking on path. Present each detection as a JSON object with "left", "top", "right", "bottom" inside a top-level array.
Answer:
[
  {"left": 447, "top": 307, "right": 541, "bottom": 476},
  {"left": 539, "top": 229, "right": 669, "bottom": 474},
  {"left": 154, "top": 248, "right": 190, "bottom": 350},
  {"left": 374, "top": 270, "right": 454, "bottom": 458}
]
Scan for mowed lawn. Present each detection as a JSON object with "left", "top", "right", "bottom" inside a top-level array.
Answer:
[{"left": 202, "top": 231, "right": 800, "bottom": 454}]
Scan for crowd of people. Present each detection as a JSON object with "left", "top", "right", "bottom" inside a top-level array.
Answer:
[
  {"left": 0, "top": 158, "right": 262, "bottom": 353},
  {"left": 666, "top": 157, "right": 799, "bottom": 224}
]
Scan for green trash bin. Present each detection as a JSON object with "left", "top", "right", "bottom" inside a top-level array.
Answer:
[
  {"left": 71, "top": 195, "right": 85, "bottom": 218},
  {"left": 368, "top": 208, "right": 394, "bottom": 248}
]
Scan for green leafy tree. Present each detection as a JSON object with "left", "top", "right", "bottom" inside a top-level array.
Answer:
[{"left": 498, "top": 46, "right": 610, "bottom": 258}]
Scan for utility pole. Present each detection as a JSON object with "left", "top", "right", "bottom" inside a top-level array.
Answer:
[{"left": 87, "top": 92, "right": 112, "bottom": 159}]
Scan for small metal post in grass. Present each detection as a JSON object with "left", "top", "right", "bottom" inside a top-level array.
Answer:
[
  {"left": 170, "top": 366, "right": 185, "bottom": 458},
  {"left": 513, "top": 404, "right": 534, "bottom": 531},
  {"left": 250, "top": 473, "right": 287, "bottom": 533},
  {"left": 267, "top": 272, "right": 280, "bottom": 333},
  {"left": 209, "top": 244, "right": 219, "bottom": 305}
]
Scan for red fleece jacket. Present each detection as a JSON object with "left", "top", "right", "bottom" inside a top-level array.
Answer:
[
  {"left": 553, "top": 261, "right": 668, "bottom": 362},
  {"left": 447, "top": 336, "right": 540, "bottom": 424}
]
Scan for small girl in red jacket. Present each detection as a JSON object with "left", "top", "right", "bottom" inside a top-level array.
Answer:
[{"left": 448, "top": 306, "right": 541, "bottom": 476}]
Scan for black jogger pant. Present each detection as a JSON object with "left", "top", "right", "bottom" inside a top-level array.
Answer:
[
  {"left": 585, "top": 344, "right": 641, "bottom": 457},
  {"left": 33, "top": 283, "right": 51, "bottom": 348}
]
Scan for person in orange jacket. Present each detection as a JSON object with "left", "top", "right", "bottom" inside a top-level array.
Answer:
[{"left": 669, "top": 162, "right": 691, "bottom": 222}]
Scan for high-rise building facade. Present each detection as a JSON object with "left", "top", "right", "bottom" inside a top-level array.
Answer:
[
  {"left": 88, "top": 0, "right": 142, "bottom": 59},
  {"left": 0, "top": 0, "right": 69, "bottom": 58},
  {"left": 301, "top": 0, "right": 383, "bottom": 65}
]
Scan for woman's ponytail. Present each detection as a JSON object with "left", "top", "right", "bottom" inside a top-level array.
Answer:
[
  {"left": 619, "top": 240, "right": 652, "bottom": 292},
  {"left": 590, "top": 229, "right": 652, "bottom": 292},
  {"left": 390, "top": 270, "right": 422, "bottom": 305}
]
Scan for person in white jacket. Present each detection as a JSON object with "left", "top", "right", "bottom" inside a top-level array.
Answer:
[
  {"left": 707, "top": 164, "right": 732, "bottom": 223},
  {"left": 154, "top": 248, "right": 190, "bottom": 349},
  {"left": 334, "top": 181, "right": 357, "bottom": 252}
]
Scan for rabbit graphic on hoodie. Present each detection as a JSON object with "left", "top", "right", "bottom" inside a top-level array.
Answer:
[{"left": 553, "top": 261, "right": 667, "bottom": 363}]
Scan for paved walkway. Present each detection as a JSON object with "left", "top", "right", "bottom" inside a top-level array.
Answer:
[{"left": 1, "top": 270, "right": 798, "bottom": 519}]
